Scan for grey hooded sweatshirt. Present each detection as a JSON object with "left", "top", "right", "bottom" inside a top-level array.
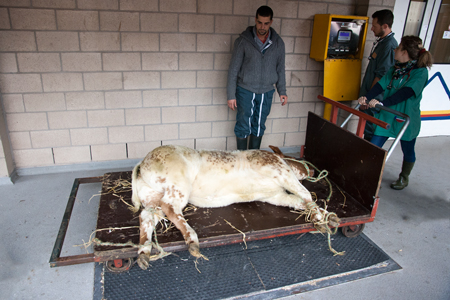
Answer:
[{"left": 227, "top": 26, "right": 287, "bottom": 100}]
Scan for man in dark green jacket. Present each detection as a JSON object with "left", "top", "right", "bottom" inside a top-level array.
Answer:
[
  {"left": 359, "top": 9, "right": 398, "bottom": 141},
  {"left": 227, "top": 5, "right": 287, "bottom": 150}
]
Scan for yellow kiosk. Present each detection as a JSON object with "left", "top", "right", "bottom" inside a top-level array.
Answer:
[{"left": 311, "top": 14, "right": 369, "bottom": 120}]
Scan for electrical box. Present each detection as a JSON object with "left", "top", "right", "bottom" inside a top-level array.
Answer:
[
  {"left": 310, "top": 14, "right": 369, "bottom": 119},
  {"left": 311, "top": 14, "right": 368, "bottom": 61}
]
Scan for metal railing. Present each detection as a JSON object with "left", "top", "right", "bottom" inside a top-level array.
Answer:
[
  {"left": 318, "top": 95, "right": 410, "bottom": 162},
  {"left": 340, "top": 103, "right": 410, "bottom": 162}
]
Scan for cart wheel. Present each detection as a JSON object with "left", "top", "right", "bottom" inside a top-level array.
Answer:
[
  {"left": 105, "top": 258, "right": 133, "bottom": 273},
  {"left": 341, "top": 224, "right": 365, "bottom": 238}
]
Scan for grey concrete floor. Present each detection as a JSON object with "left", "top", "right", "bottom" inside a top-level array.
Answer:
[{"left": 0, "top": 136, "right": 449, "bottom": 300}]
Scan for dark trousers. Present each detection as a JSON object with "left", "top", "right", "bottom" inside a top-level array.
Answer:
[
  {"left": 234, "top": 86, "right": 274, "bottom": 138},
  {"left": 370, "top": 135, "right": 417, "bottom": 162}
]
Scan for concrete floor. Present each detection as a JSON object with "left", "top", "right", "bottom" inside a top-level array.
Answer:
[{"left": 0, "top": 136, "right": 449, "bottom": 300}]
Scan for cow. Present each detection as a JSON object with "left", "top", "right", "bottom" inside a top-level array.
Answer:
[{"left": 131, "top": 145, "right": 339, "bottom": 269}]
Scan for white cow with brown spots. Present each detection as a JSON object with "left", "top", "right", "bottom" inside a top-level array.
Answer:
[{"left": 131, "top": 145, "right": 338, "bottom": 269}]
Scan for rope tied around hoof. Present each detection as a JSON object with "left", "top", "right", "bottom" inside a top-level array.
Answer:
[
  {"left": 305, "top": 201, "right": 345, "bottom": 256},
  {"left": 84, "top": 207, "right": 172, "bottom": 263},
  {"left": 138, "top": 207, "right": 172, "bottom": 260},
  {"left": 286, "top": 159, "right": 347, "bottom": 254},
  {"left": 90, "top": 237, "right": 171, "bottom": 262},
  {"left": 285, "top": 159, "right": 345, "bottom": 256}
]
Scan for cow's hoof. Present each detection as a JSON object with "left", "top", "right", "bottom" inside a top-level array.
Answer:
[
  {"left": 314, "top": 223, "right": 328, "bottom": 233},
  {"left": 188, "top": 243, "right": 202, "bottom": 257},
  {"left": 189, "top": 243, "right": 208, "bottom": 260},
  {"left": 328, "top": 215, "right": 341, "bottom": 228},
  {"left": 137, "top": 253, "right": 150, "bottom": 270}
]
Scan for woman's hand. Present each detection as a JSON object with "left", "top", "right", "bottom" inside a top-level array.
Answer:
[
  {"left": 367, "top": 99, "right": 381, "bottom": 108},
  {"left": 358, "top": 97, "right": 381, "bottom": 109},
  {"left": 357, "top": 96, "right": 367, "bottom": 106},
  {"left": 358, "top": 96, "right": 369, "bottom": 110}
]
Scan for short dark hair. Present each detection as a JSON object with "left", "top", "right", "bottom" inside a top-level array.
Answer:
[
  {"left": 372, "top": 9, "right": 394, "bottom": 28},
  {"left": 256, "top": 6, "right": 273, "bottom": 20}
]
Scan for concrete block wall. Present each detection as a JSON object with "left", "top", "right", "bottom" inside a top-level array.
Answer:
[{"left": 0, "top": 0, "right": 364, "bottom": 175}]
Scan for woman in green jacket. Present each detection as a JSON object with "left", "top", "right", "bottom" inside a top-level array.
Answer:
[{"left": 358, "top": 35, "right": 433, "bottom": 190}]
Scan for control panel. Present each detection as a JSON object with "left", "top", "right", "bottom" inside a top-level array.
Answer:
[{"left": 327, "top": 20, "right": 364, "bottom": 57}]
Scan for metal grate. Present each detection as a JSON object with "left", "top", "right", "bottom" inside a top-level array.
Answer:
[{"left": 95, "top": 232, "right": 400, "bottom": 300}]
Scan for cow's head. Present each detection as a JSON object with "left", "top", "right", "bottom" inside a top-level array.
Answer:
[{"left": 268, "top": 145, "right": 313, "bottom": 180}]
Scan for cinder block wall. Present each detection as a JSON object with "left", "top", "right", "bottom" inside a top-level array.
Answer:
[{"left": 0, "top": 0, "right": 363, "bottom": 175}]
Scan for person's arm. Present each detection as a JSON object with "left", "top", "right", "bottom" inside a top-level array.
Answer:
[
  {"left": 368, "top": 68, "right": 428, "bottom": 108},
  {"left": 275, "top": 40, "right": 287, "bottom": 104},
  {"left": 370, "top": 77, "right": 381, "bottom": 89},
  {"left": 365, "top": 82, "right": 384, "bottom": 100},
  {"left": 227, "top": 38, "right": 245, "bottom": 102},
  {"left": 366, "top": 87, "right": 415, "bottom": 108},
  {"left": 382, "top": 87, "right": 415, "bottom": 106},
  {"left": 358, "top": 82, "right": 383, "bottom": 107}
]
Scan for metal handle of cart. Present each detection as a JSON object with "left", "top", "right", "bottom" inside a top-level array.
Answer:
[{"left": 341, "top": 103, "right": 410, "bottom": 162}]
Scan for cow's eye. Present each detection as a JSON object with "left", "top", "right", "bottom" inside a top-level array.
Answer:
[{"left": 285, "top": 189, "right": 294, "bottom": 195}]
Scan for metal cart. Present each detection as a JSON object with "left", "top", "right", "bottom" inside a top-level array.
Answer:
[{"left": 49, "top": 95, "right": 409, "bottom": 272}]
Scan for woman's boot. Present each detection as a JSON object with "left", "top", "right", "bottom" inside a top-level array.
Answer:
[
  {"left": 248, "top": 135, "right": 262, "bottom": 150},
  {"left": 236, "top": 137, "right": 248, "bottom": 150},
  {"left": 390, "top": 161, "right": 415, "bottom": 190}
]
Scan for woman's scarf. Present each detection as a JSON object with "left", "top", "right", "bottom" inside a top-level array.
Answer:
[{"left": 392, "top": 60, "right": 417, "bottom": 80}]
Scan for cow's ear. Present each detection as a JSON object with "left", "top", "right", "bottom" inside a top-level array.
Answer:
[{"left": 268, "top": 145, "right": 285, "bottom": 157}]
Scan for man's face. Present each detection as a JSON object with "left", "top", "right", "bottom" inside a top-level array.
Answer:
[
  {"left": 371, "top": 17, "right": 386, "bottom": 38},
  {"left": 255, "top": 15, "right": 273, "bottom": 37}
]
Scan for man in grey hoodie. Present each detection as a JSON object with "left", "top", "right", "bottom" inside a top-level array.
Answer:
[{"left": 227, "top": 5, "right": 287, "bottom": 150}]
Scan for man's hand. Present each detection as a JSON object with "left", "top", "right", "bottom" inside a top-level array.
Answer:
[
  {"left": 280, "top": 95, "right": 288, "bottom": 106},
  {"left": 228, "top": 99, "right": 237, "bottom": 110}
]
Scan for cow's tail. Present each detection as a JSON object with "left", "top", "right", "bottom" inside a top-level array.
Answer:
[{"left": 131, "top": 162, "right": 142, "bottom": 213}]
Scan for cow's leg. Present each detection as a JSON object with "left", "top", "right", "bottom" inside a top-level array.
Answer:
[
  {"left": 280, "top": 176, "right": 341, "bottom": 229},
  {"left": 263, "top": 189, "right": 309, "bottom": 210},
  {"left": 137, "top": 207, "right": 165, "bottom": 270},
  {"left": 268, "top": 167, "right": 341, "bottom": 231},
  {"left": 270, "top": 171, "right": 314, "bottom": 210},
  {"left": 264, "top": 190, "right": 339, "bottom": 231},
  {"left": 159, "top": 201, "right": 203, "bottom": 259}
]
